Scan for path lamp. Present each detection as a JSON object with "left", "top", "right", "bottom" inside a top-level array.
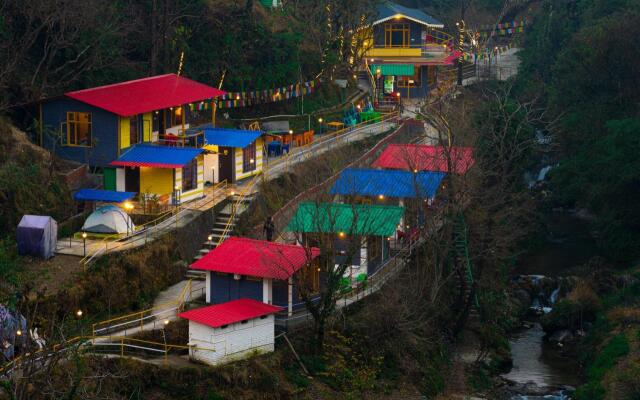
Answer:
[
  {"left": 123, "top": 202, "right": 134, "bottom": 235},
  {"left": 161, "top": 319, "right": 169, "bottom": 365},
  {"left": 318, "top": 118, "right": 323, "bottom": 135},
  {"left": 76, "top": 309, "right": 84, "bottom": 336},
  {"left": 82, "top": 232, "right": 87, "bottom": 257}
]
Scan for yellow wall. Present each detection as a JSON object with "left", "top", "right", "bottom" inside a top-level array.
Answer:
[
  {"left": 365, "top": 47, "right": 422, "bottom": 57},
  {"left": 119, "top": 117, "right": 130, "bottom": 149},
  {"left": 235, "top": 137, "right": 263, "bottom": 181},
  {"left": 142, "top": 112, "right": 152, "bottom": 142},
  {"left": 140, "top": 167, "right": 173, "bottom": 196}
]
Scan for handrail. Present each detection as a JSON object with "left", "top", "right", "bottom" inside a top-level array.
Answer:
[
  {"left": 92, "top": 279, "right": 193, "bottom": 336},
  {"left": 216, "top": 172, "right": 262, "bottom": 247}
]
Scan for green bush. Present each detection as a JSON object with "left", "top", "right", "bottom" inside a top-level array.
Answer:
[{"left": 575, "top": 333, "right": 630, "bottom": 400}]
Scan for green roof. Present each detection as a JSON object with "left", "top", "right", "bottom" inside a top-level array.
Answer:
[
  {"left": 370, "top": 64, "right": 415, "bottom": 76},
  {"left": 285, "top": 202, "right": 404, "bottom": 237}
]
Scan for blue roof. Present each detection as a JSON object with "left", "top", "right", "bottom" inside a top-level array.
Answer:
[
  {"left": 111, "top": 144, "right": 204, "bottom": 168},
  {"left": 204, "top": 128, "right": 261, "bottom": 148},
  {"left": 330, "top": 168, "right": 446, "bottom": 199},
  {"left": 374, "top": 2, "right": 443, "bottom": 27},
  {"left": 74, "top": 189, "right": 136, "bottom": 202}
]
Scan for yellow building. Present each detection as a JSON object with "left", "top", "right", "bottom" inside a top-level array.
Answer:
[{"left": 111, "top": 144, "right": 205, "bottom": 205}]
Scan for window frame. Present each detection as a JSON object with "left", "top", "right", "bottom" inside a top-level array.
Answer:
[
  {"left": 242, "top": 141, "right": 257, "bottom": 173},
  {"left": 397, "top": 67, "right": 422, "bottom": 88},
  {"left": 384, "top": 23, "right": 410, "bottom": 48},
  {"left": 65, "top": 111, "right": 92, "bottom": 147},
  {"left": 181, "top": 158, "right": 198, "bottom": 192}
]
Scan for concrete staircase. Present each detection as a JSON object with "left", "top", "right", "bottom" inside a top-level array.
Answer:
[{"left": 185, "top": 194, "right": 255, "bottom": 280}]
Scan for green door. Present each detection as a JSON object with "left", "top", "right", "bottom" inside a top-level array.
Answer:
[{"left": 103, "top": 167, "right": 116, "bottom": 191}]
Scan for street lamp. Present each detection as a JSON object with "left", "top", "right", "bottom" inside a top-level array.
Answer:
[{"left": 81, "top": 232, "right": 87, "bottom": 257}]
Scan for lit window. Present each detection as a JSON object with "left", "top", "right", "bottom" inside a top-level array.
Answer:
[
  {"left": 384, "top": 23, "right": 410, "bottom": 47},
  {"left": 66, "top": 112, "right": 92, "bottom": 146},
  {"left": 242, "top": 141, "right": 257, "bottom": 173}
]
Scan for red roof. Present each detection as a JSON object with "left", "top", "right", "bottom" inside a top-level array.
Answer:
[
  {"left": 65, "top": 74, "right": 225, "bottom": 117},
  {"left": 179, "top": 299, "right": 282, "bottom": 328},
  {"left": 372, "top": 144, "right": 474, "bottom": 174},
  {"left": 190, "top": 237, "right": 320, "bottom": 280}
]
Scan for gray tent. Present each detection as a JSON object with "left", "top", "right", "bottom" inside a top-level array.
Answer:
[
  {"left": 262, "top": 121, "right": 290, "bottom": 134},
  {"left": 16, "top": 215, "right": 58, "bottom": 259}
]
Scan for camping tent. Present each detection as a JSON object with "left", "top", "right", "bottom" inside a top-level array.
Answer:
[
  {"left": 16, "top": 215, "right": 58, "bottom": 259},
  {"left": 82, "top": 205, "right": 135, "bottom": 235}
]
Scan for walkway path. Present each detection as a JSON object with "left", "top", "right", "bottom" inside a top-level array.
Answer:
[{"left": 55, "top": 117, "right": 397, "bottom": 260}]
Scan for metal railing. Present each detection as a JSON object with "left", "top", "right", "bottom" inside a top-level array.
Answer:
[
  {"left": 78, "top": 180, "right": 229, "bottom": 266},
  {"left": 91, "top": 279, "right": 203, "bottom": 337}
]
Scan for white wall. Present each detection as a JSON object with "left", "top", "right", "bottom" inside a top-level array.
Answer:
[
  {"left": 188, "top": 314, "right": 276, "bottom": 366},
  {"left": 205, "top": 272, "right": 211, "bottom": 303},
  {"left": 116, "top": 168, "right": 125, "bottom": 191}
]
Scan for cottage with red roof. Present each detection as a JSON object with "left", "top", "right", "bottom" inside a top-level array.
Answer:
[
  {"left": 179, "top": 298, "right": 282, "bottom": 366},
  {"left": 38, "top": 74, "right": 225, "bottom": 199},
  {"left": 189, "top": 237, "right": 321, "bottom": 316},
  {"left": 372, "top": 144, "right": 474, "bottom": 174}
]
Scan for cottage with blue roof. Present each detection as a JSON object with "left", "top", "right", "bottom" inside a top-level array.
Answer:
[
  {"left": 363, "top": 2, "right": 458, "bottom": 100},
  {"left": 201, "top": 128, "right": 263, "bottom": 184}
]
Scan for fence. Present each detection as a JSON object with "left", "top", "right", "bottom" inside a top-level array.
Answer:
[
  {"left": 78, "top": 180, "right": 229, "bottom": 266},
  {"left": 91, "top": 279, "right": 204, "bottom": 337}
]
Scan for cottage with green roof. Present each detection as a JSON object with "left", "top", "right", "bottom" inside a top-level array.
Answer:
[{"left": 286, "top": 202, "right": 403, "bottom": 278}]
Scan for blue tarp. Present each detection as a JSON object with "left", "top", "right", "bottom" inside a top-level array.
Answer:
[
  {"left": 330, "top": 168, "right": 446, "bottom": 199},
  {"left": 203, "top": 128, "right": 261, "bottom": 148},
  {"left": 16, "top": 215, "right": 58, "bottom": 259},
  {"left": 74, "top": 189, "right": 136, "bottom": 203}
]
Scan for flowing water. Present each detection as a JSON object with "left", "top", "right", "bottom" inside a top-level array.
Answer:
[{"left": 502, "top": 211, "right": 593, "bottom": 399}]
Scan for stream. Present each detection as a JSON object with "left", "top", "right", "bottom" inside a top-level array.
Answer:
[{"left": 501, "top": 210, "right": 596, "bottom": 399}]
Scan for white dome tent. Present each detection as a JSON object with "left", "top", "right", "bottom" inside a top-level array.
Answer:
[{"left": 82, "top": 205, "right": 135, "bottom": 235}]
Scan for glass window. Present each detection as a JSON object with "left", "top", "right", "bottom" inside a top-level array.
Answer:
[
  {"left": 182, "top": 158, "right": 198, "bottom": 192},
  {"left": 242, "top": 141, "right": 257, "bottom": 173},
  {"left": 66, "top": 112, "right": 92, "bottom": 146},
  {"left": 398, "top": 67, "right": 422, "bottom": 88},
  {"left": 384, "top": 23, "right": 409, "bottom": 47}
]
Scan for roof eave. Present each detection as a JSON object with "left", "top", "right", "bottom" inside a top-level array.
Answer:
[{"left": 373, "top": 15, "right": 444, "bottom": 28}]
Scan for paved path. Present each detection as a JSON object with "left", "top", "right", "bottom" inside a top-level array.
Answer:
[{"left": 56, "top": 118, "right": 397, "bottom": 259}]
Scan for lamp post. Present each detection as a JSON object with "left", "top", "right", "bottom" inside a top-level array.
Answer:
[
  {"left": 76, "top": 309, "right": 84, "bottom": 336},
  {"left": 123, "top": 202, "right": 134, "bottom": 236},
  {"left": 318, "top": 118, "right": 323, "bottom": 135},
  {"left": 81, "top": 232, "right": 87, "bottom": 257}
]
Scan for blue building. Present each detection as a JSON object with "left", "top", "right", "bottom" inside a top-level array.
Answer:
[
  {"left": 38, "top": 74, "right": 225, "bottom": 169},
  {"left": 190, "top": 237, "right": 321, "bottom": 316},
  {"left": 363, "top": 2, "right": 457, "bottom": 100}
]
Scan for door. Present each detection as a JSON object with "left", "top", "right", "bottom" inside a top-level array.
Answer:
[
  {"left": 124, "top": 168, "right": 140, "bottom": 193},
  {"left": 218, "top": 147, "right": 234, "bottom": 183}
]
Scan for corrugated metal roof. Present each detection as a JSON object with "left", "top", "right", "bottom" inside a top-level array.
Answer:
[
  {"left": 203, "top": 128, "right": 261, "bottom": 148},
  {"left": 286, "top": 202, "right": 403, "bottom": 237},
  {"left": 370, "top": 64, "right": 414, "bottom": 76},
  {"left": 330, "top": 168, "right": 445, "bottom": 199},
  {"left": 65, "top": 74, "right": 225, "bottom": 117},
  {"left": 74, "top": 189, "right": 136, "bottom": 202},
  {"left": 110, "top": 144, "right": 204, "bottom": 169},
  {"left": 372, "top": 144, "right": 474, "bottom": 174},
  {"left": 190, "top": 237, "right": 320, "bottom": 279},
  {"left": 179, "top": 299, "right": 282, "bottom": 328},
  {"left": 374, "top": 2, "right": 444, "bottom": 27}
]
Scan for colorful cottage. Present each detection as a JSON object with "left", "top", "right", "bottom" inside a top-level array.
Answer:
[
  {"left": 372, "top": 144, "right": 475, "bottom": 174},
  {"left": 201, "top": 128, "right": 263, "bottom": 184},
  {"left": 109, "top": 144, "right": 205, "bottom": 204},
  {"left": 363, "top": 2, "right": 458, "bottom": 100},
  {"left": 190, "top": 237, "right": 321, "bottom": 316},
  {"left": 286, "top": 202, "right": 403, "bottom": 277},
  {"left": 179, "top": 299, "right": 282, "bottom": 366},
  {"left": 38, "top": 74, "right": 225, "bottom": 169},
  {"left": 329, "top": 168, "right": 446, "bottom": 230}
]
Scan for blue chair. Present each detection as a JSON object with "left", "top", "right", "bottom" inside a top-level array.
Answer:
[{"left": 268, "top": 141, "right": 282, "bottom": 157}]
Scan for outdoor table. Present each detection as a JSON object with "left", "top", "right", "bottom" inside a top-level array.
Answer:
[{"left": 327, "top": 121, "right": 344, "bottom": 131}]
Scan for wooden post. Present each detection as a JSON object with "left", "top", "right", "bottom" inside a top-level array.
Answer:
[
  {"left": 287, "top": 277, "right": 293, "bottom": 317},
  {"left": 120, "top": 338, "right": 124, "bottom": 357}
]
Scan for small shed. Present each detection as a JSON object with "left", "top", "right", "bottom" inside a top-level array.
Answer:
[
  {"left": 179, "top": 298, "right": 282, "bottom": 366},
  {"left": 16, "top": 215, "right": 58, "bottom": 259}
]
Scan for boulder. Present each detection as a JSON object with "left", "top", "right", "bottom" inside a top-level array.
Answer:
[{"left": 549, "top": 329, "right": 574, "bottom": 345}]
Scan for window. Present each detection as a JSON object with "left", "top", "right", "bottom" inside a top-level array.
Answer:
[
  {"left": 298, "top": 262, "right": 320, "bottom": 296},
  {"left": 182, "top": 158, "right": 198, "bottom": 192},
  {"left": 130, "top": 116, "right": 139, "bottom": 145},
  {"left": 66, "top": 112, "right": 91, "bottom": 146},
  {"left": 171, "top": 107, "right": 183, "bottom": 127},
  {"left": 242, "top": 141, "right": 257, "bottom": 173},
  {"left": 384, "top": 23, "right": 410, "bottom": 47},
  {"left": 398, "top": 67, "right": 422, "bottom": 88}
]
